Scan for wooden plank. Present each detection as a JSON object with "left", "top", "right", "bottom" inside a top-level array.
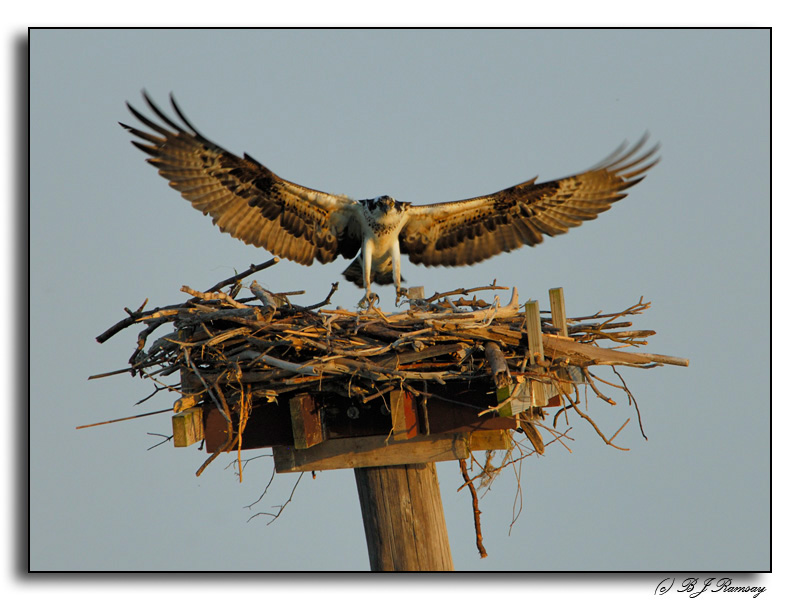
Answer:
[
  {"left": 548, "top": 287, "right": 585, "bottom": 386},
  {"left": 407, "top": 286, "right": 425, "bottom": 300},
  {"left": 468, "top": 430, "right": 511, "bottom": 451},
  {"left": 390, "top": 390, "right": 418, "bottom": 440},
  {"left": 531, "top": 379, "right": 548, "bottom": 408},
  {"left": 496, "top": 378, "right": 561, "bottom": 414},
  {"left": 290, "top": 393, "right": 325, "bottom": 449},
  {"left": 523, "top": 301, "right": 557, "bottom": 407},
  {"left": 548, "top": 287, "right": 569, "bottom": 336},
  {"left": 172, "top": 407, "right": 204, "bottom": 447},
  {"left": 498, "top": 379, "right": 529, "bottom": 417},
  {"left": 525, "top": 300, "right": 545, "bottom": 363},
  {"left": 273, "top": 430, "right": 508, "bottom": 473},
  {"left": 273, "top": 433, "right": 471, "bottom": 473}
]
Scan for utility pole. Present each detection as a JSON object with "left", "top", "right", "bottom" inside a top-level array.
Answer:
[{"left": 354, "top": 462, "right": 454, "bottom": 571}]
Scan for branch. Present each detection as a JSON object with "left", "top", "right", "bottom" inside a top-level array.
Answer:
[
  {"left": 459, "top": 459, "right": 488, "bottom": 559},
  {"left": 247, "top": 473, "right": 304, "bottom": 525},
  {"left": 562, "top": 386, "right": 630, "bottom": 451},
  {"left": 95, "top": 258, "right": 280, "bottom": 344},
  {"left": 204, "top": 257, "right": 281, "bottom": 293},
  {"left": 75, "top": 407, "right": 173, "bottom": 430},
  {"left": 425, "top": 282, "right": 509, "bottom": 304}
]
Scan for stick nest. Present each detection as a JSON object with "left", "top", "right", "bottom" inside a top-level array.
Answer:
[{"left": 93, "top": 259, "right": 687, "bottom": 458}]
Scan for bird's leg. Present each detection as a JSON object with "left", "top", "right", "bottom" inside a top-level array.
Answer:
[
  {"left": 357, "top": 244, "right": 379, "bottom": 309},
  {"left": 391, "top": 242, "right": 408, "bottom": 306},
  {"left": 395, "top": 286, "right": 408, "bottom": 306}
]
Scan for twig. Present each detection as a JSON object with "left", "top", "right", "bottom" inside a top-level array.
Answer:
[
  {"left": 181, "top": 285, "right": 250, "bottom": 309},
  {"left": 247, "top": 473, "right": 304, "bottom": 525},
  {"left": 612, "top": 366, "right": 648, "bottom": 440},
  {"left": 75, "top": 407, "right": 173, "bottom": 429},
  {"left": 425, "top": 283, "right": 509, "bottom": 304},
  {"left": 134, "top": 383, "right": 167, "bottom": 405},
  {"left": 204, "top": 257, "right": 281, "bottom": 293},
  {"left": 244, "top": 461, "right": 277, "bottom": 509},
  {"left": 562, "top": 386, "right": 630, "bottom": 451},
  {"left": 146, "top": 432, "right": 173, "bottom": 450},
  {"left": 581, "top": 367, "right": 617, "bottom": 405},
  {"left": 459, "top": 459, "right": 488, "bottom": 559},
  {"left": 508, "top": 452, "right": 524, "bottom": 535},
  {"left": 291, "top": 282, "right": 340, "bottom": 312}
]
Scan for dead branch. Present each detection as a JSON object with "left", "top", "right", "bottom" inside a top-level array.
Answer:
[
  {"left": 204, "top": 258, "right": 280, "bottom": 293},
  {"left": 247, "top": 473, "right": 304, "bottom": 525},
  {"left": 75, "top": 407, "right": 173, "bottom": 429},
  {"left": 459, "top": 459, "right": 488, "bottom": 559}
]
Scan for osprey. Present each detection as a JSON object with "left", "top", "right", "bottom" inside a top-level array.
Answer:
[{"left": 122, "top": 93, "right": 659, "bottom": 306}]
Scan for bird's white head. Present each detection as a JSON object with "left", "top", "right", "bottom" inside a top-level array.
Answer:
[
  {"left": 362, "top": 195, "right": 411, "bottom": 217},
  {"left": 364, "top": 195, "right": 396, "bottom": 213},
  {"left": 360, "top": 195, "right": 411, "bottom": 232}
]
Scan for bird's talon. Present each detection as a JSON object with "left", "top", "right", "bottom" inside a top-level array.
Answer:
[
  {"left": 358, "top": 292, "right": 380, "bottom": 309},
  {"left": 395, "top": 287, "right": 409, "bottom": 306}
]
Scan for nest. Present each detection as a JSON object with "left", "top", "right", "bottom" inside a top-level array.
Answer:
[{"left": 92, "top": 258, "right": 687, "bottom": 463}]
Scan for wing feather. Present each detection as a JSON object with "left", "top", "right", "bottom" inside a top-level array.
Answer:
[
  {"left": 121, "top": 92, "right": 363, "bottom": 265},
  {"left": 400, "top": 136, "right": 659, "bottom": 267}
]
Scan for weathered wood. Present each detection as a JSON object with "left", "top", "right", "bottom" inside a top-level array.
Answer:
[
  {"left": 290, "top": 394, "right": 324, "bottom": 449},
  {"left": 549, "top": 287, "right": 569, "bottom": 336},
  {"left": 485, "top": 342, "right": 525, "bottom": 418},
  {"left": 201, "top": 383, "right": 515, "bottom": 453},
  {"left": 418, "top": 378, "right": 518, "bottom": 434},
  {"left": 525, "top": 300, "right": 544, "bottom": 363},
  {"left": 354, "top": 462, "right": 454, "bottom": 571},
  {"left": 390, "top": 390, "right": 418, "bottom": 440},
  {"left": 175, "top": 342, "right": 205, "bottom": 413},
  {"left": 518, "top": 419, "right": 545, "bottom": 455},
  {"left": 204, "top": 401, "right": 293, "bottom": 451},
  {"left": 485, "top": 342, "right": 512, "bottom": 389},
  {"left": 543, "top": 334, "right": 689, "bottom": 367},
  {"left": 470, "top": 429, "right": 511, "bottom": 451},
  {"left": 549, "top": 287, "right": 585, "bottom": 386},
  {"left": 273, "top": 431, "right": 507, "bottom": 473},
  {"left": 172, "top": 407, "right": 204, "bottom": 447},
  {"left": 524, "top": 300, "right": 559, "bottom": 407},
  {"left": 407, "top": 286, "right": 425, "bottom": 300}
]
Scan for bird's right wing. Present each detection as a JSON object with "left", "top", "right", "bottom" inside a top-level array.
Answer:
[
  {"left": 400, "top": 137, "right": 659, "bottom": 267},
  {"left": 121, "top": 92, "right": 363, "bottom": 265}
]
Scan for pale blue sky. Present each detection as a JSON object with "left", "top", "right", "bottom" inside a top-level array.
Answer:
[{"left": 29, "top": 28, "right": 769, "bottom": 573}]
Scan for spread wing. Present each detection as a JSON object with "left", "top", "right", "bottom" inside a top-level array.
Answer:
[
  {"left": 400, "top": 137, "right": 659, "bottom": 267},
  {"left": 120, "top": 92, "right": 362, "bottom": 266}
]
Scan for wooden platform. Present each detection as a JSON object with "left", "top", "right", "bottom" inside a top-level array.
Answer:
[{"left": 273, "top": 430, "right": 510, "bottom": 473}]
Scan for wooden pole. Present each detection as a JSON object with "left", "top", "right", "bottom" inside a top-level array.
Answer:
[{"left": 354, "top": 462, "right": 454, "bottom": 571}]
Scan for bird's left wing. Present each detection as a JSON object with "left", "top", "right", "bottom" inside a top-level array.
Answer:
[
  {"left": 400, "top": 137, "right": 659, "bottom": 267},
  {"left": 121, "top": 92, "right": 363, "bottom": 266}
]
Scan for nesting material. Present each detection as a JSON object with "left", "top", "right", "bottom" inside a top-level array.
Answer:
[{"left": 90, "top": 259, "right": 688, "bottom": 476}]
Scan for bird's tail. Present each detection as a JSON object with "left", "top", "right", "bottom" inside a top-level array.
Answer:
[{"left": 342, "top": 257, "right": 402, "bottom": 288}]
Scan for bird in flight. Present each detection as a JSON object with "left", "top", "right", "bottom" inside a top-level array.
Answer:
[{"left": 121, "top": 93, "right": 658, "bottom": 307}]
